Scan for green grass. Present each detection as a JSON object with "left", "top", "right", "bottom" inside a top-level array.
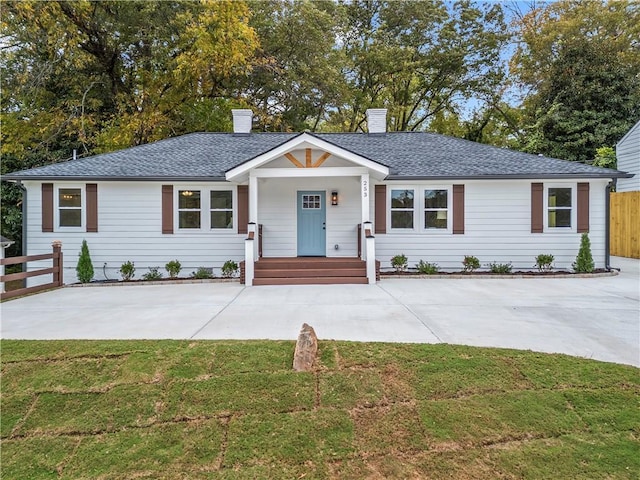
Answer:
[{"left": 1, "top": 340, "right": 638, "bottom": 479}]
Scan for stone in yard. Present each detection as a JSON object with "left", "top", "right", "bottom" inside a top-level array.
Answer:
[{"left": 293, "top": 323, "right": 318, "bottom": 372}]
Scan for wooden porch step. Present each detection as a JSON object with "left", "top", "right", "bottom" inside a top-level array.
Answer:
[
  {"left": 255, "top": 258, "right": 365, "bottom": 270},
  {"left": 253, "top": 276, "right": 369, "bottom": 286},
  {"left": 255, "top": 268, "right": 366, "bottom": 278}
]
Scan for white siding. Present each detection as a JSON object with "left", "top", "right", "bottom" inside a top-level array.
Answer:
[
  {"left": 259, "top": 176, "right": 361, "bottom": 257},
  {"left": 374, "top": 179, "right": 609, "bottom": 272},
  {"left": 24, "top": 181, "right": 245, "bottom": 285},
  {"left": 23, "top": 176, "right": 610, "bottom": 285},
  {"left": 616, "top": 120, "right": 640, "bottom": 192}
]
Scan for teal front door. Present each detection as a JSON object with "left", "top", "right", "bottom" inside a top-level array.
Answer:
[{"left": 297, "top": 191, "right": 326, "bottom": 256}]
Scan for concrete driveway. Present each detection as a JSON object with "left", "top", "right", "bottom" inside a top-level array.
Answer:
[{"left": 2, "top": 257, "right": 638, "bottom": 367}]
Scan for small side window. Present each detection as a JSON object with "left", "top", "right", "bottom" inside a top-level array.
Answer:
[
  {"left": 58, "top": 188, "right": 82, "bottom": 227},
  {"left": 548, "top": 187, "right": 572, "bottom": 228}
]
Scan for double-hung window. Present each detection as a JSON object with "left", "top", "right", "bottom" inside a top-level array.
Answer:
[
  {"left": 58, "top": 188, "right": 82, "bottom": 228},
  {"left": 424, "top": 189, "right": 448, "bottom": 229},
  {"left": 210, "top": 191, "right": 233, "bottom": 229},
  {"left": 178, "top": 190, "right": 201, "bottom": 229},
  {"left": 547, "top": 187, "right": 572, "bottom": 228},
  {"left": 390, "top": 189, "right": 414, "bottom": 229}
]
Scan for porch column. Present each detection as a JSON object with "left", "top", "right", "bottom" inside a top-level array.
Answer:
[
  {"left": 249, "top": 173, "right": 259, "bottom": 259},
  {"left": 360, "top": 173, "right": 370, "bottom": 224},
  {"left": 361, "top": 173, "right": 370, "bottom": 261}
]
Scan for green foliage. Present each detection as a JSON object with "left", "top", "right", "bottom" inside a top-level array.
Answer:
[
  {"left": 512, "top": 0, "right": 640, "bottom": 162},
  {"left": 462, "top": 255, "right": 481, "bottom": 273},
  {"left": 165, "top": 260, "right": 182, "bottom": 278},
  {"left": 573, "top": 233, "right": 595, "bottom": 273},
  {"left": 221, "top": 260, "right": 239, "bottom": 278},
  {"left": 416, "top": 260, "right": 439, "bottom": 274},
  {"left": 190, "top": 267, "right": 214, "bottom": 279},
  {"left": 75, "top": 240, "right": 94, "bottom": 283},
  {"left": 535, "top": 254, "right": 555, "bottom": 272},
  {"left": 142, "top": 267, "right": 163, "bottom": 281},
  {"left": 390, "top": 254, "right": 408, "bottom": 273},
  {"left": 487, "top": 262, "right": 512, "bottom": 274},
  {"left": 119, "top": 261, "right": 136, "bottom": 281},
  {"left": 593, "top": 146, "right": 617, "bottom": 169}
]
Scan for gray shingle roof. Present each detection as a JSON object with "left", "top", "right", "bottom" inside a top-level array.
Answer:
[{"left": 3, "top": 131, "right": 629, "bottom": 181}]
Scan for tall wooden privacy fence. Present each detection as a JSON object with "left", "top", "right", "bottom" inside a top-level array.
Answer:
[
  {"left": 610, "top": 191, "right": 640, "bottom": 259},
  {"left": 0, "top": 241, "right": 63, "bottom": 300}
]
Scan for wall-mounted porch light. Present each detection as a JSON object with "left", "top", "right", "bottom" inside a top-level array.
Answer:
[{"left": 331, "top": 190, "right": 339, "bottom": 206}]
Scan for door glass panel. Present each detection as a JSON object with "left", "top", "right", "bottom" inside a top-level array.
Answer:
[{"left": 302, "top": 194, "right": 321, "bottom": 209}]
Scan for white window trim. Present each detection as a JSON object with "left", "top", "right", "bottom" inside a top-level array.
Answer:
[
  {"left": 54, "top": 184, "right": 85, "bottom": 232},
  {"left": 544, "top": 183, "right": 577, "bottom": 233},
  {"left": 388, "top": 186, "right": 416, "bottom": 232},
  {"left": 423, "top": 186, "right": 452, "bottom": 234},
  {"left": 209, "top": 188, "right": 236, "bottom": 230},
  {"left": 174, "top": 186, "right": 237, "bottom": 233},
  {"left": 388, "top": 185, "right": 452, "bottom": 234}
]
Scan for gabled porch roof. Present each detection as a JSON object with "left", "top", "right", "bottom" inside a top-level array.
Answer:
[{"left": 225, "top": 132, "right": 390, "bottom": 182}]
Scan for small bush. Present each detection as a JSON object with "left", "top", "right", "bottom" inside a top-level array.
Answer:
[
  {"left": 573, "top": 233, "right": 595, "bottom": 273},
  {"left": 190, "top": 267, "right": 214, "bottom": 279},
  {"left": 535, "top": 254, "right": 555, "bottom": 272},
  {"left": 119, "top": 261, "right": 136, "bottom": 281},
  {"left": 416, "top": 260, "right": 439, "bottom": 274},
  {"left": 76, "top": 240, "right": 94, "bottom": 283},
  {"left": 462, "top": 255, "right": 480, "bottom": 273},
  {"left": 165, "top": 260, "right": 182, "bottom": 278},
  {"left": 391, "top": 254, "right": 408, "bottom": 273},
  {"left": 487, "top": 262, "right": 512, "bottom": 274},
  {"left": 221, "top": 260, "right": 239, "bottom": 278},
  {"left": 142, "top": 267, "right": 163, "bottom": 281}
]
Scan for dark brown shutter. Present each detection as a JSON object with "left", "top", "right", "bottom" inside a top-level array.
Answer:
[
  {"left": 374, "top": 184, "right": 387, "bottom": 234},
  {"left": 452, "top": 184, "right": 465, "bottom": 234},
  {"left": 237, "top": 185, "right": 249, "bottom": 234},
  {"left": 577, "top": 182, "right": 590, "bottom": 233},
  {"left": 531, "top": 183, "right": 544, "bottom": 233},
  {"left": 42, "top": 183, "right": 54, "bottom": 232},
  {"left": 162, "top": 185, "right": 173, "bottom": 234},
  {"left": 86, "top": 183, "right": 98, "bottom": 232}
]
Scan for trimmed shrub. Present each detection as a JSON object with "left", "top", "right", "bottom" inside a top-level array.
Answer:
[
  {"left": 573, "top": 233, "right": 595, "bottom": 273},
  {"left": 416, "top": 260, "right": 439, "bottom": 274},
  {"left": 535, "top": 254, "right": 555, "bottom": 272},
  {"left": 165, "top": 260, "right": 182, "bottom": 278},
  {"left": 462, "top": 255, "right": 480, "bottom": 273},
  {"left": 391, "top": 254, "right": 408, "bottom": 273},
  {"left": 487, "top": 262, "right": 512, "bottom": 274},
  {"left": 190, "top": 267, "right": 214, "bottom": 279},
  {"left": 142, "top": 267, "right": 163, "bottom": 281},
  {"left": 76, "top": 240, "right": 94, "bottom": 283},
  {"left": 119, "top": 261, "right": 136, "bottom": 281},
  {"left": 221, "top": 260, "right": 239, "bottom": 278}
]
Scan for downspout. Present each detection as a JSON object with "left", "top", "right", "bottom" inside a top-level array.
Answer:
[
  {"left": 605, "top": 180, "right": 615, "bottom": 271},
  {"left": 17, "top": 181, "right": 27, "bottom": 277}
]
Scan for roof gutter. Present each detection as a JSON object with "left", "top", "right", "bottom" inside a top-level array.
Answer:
[
  {"left": 3, "top": 176, "right": 230, "bottom": 182},
  {"left": 385, "top": 173, "right": 634, "bottom": 181}
]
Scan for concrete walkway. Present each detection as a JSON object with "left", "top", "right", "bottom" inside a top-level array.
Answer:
[{"left": 2, "top": 257, "right": 638, "bottom": 367}]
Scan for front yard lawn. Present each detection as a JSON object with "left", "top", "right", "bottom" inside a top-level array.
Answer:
[{"left": 1, "top": 340, "right": 638, "bottom": 479}]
